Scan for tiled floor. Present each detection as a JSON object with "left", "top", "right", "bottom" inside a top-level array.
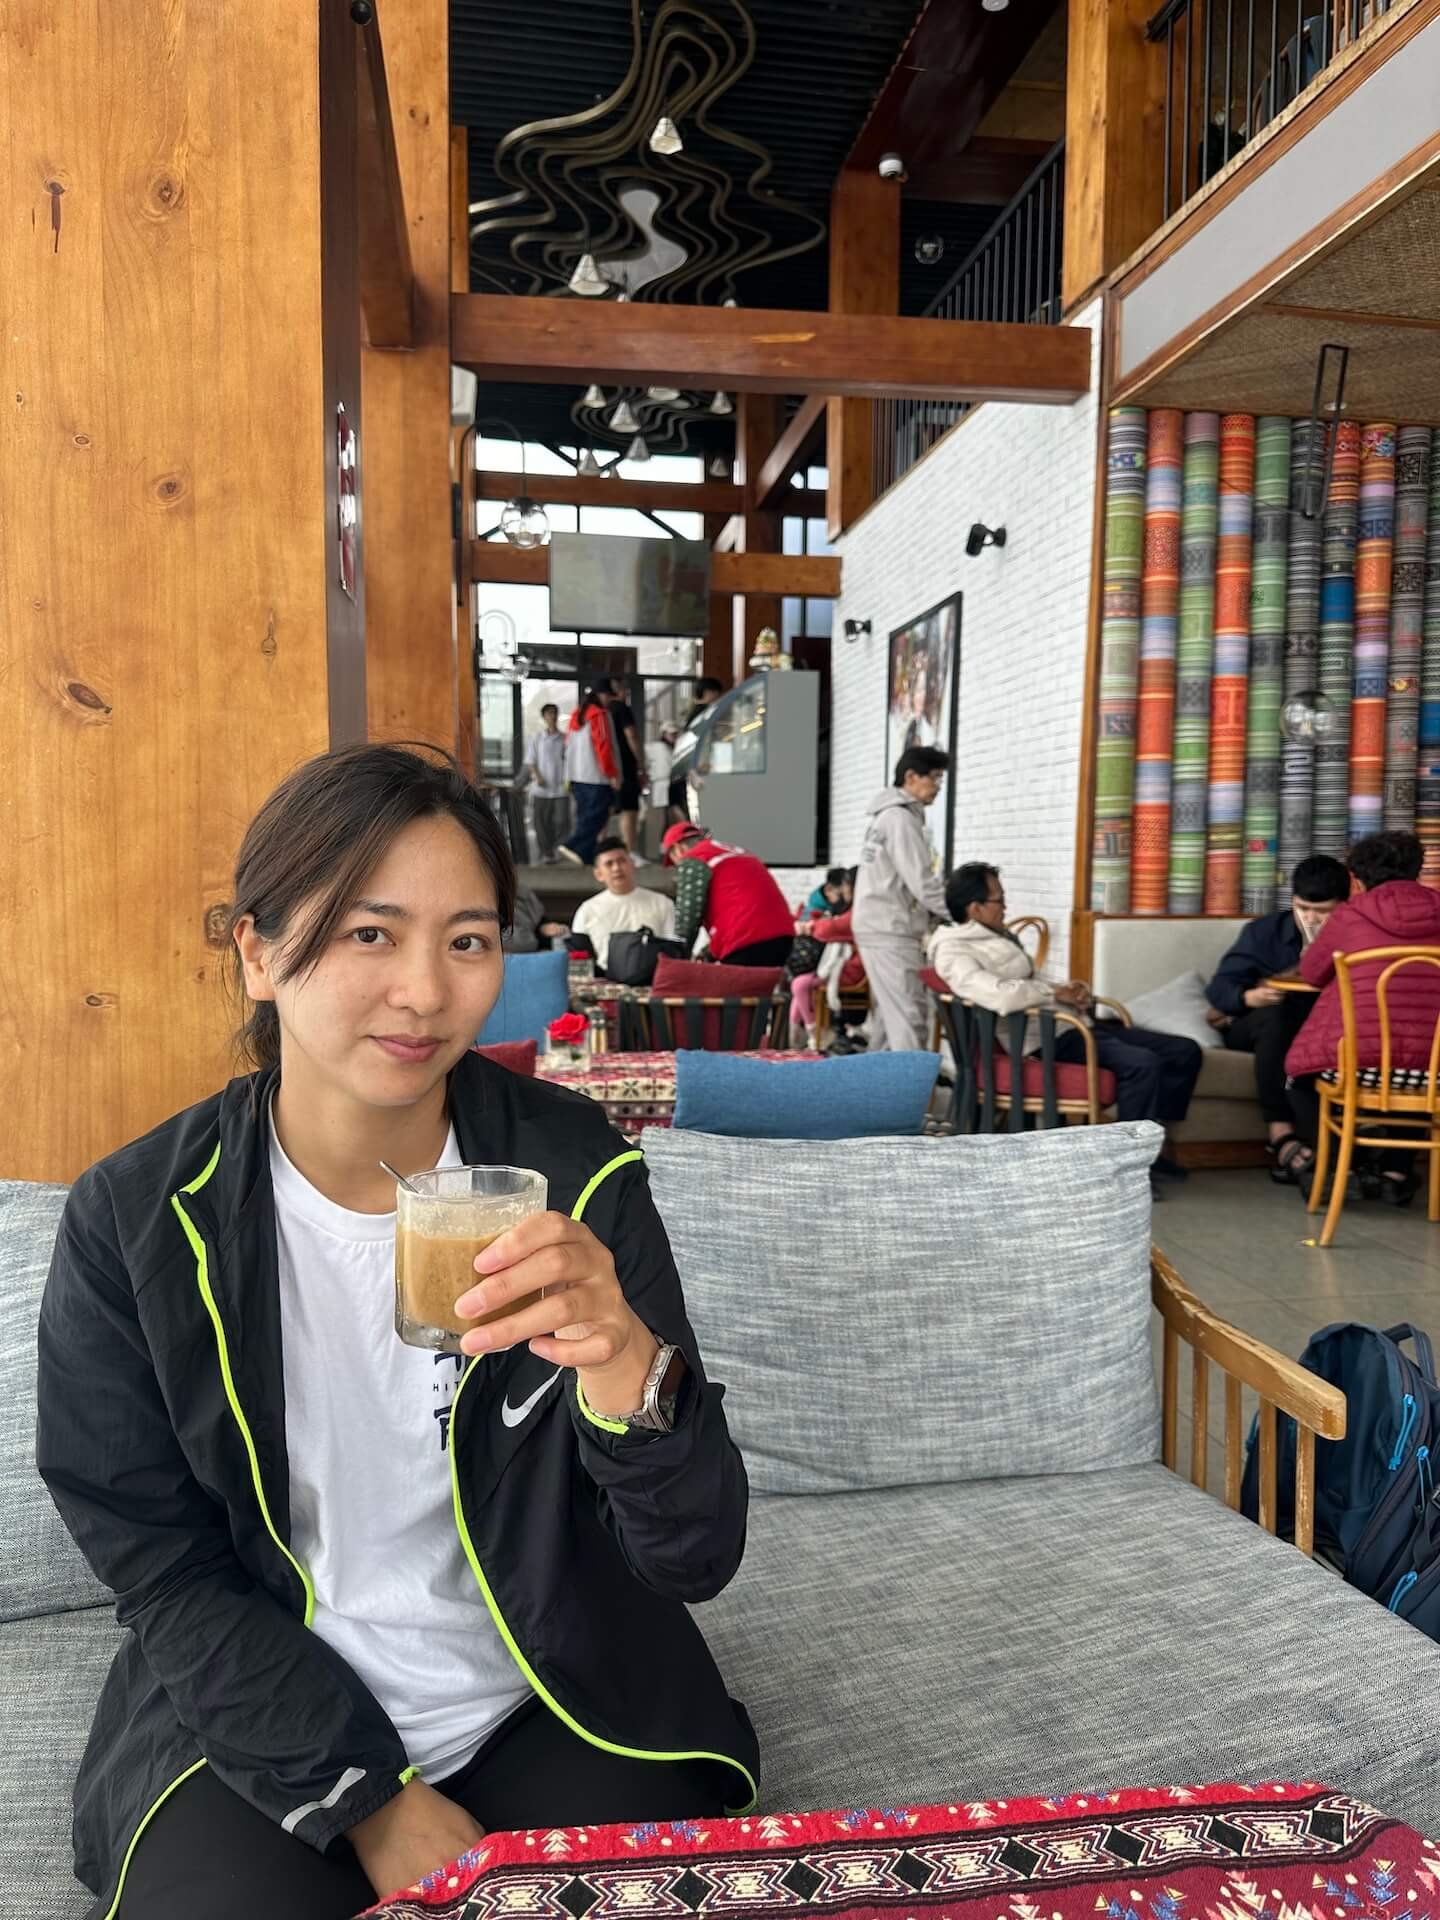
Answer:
[{"left": 1149, "top": 1166, "right": 1440, "bottom": 1497}]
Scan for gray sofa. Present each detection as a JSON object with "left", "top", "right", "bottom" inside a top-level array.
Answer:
[{"left": 5, "top": 1122, "right": 1440, "bottom": 1913}]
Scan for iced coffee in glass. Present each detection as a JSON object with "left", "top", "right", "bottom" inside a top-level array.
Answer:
[{"left": 394, "top": 1165, "right": 548, "bottom": 1354}]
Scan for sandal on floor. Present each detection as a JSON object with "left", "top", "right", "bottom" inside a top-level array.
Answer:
[{"left": 1267, "top": 1134, "right": 1315, "bottom": 1186}]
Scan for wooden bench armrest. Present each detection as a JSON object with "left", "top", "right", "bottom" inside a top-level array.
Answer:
[{"left": 1152, "top": 1248, "right": 1346, "bottom": 1556}]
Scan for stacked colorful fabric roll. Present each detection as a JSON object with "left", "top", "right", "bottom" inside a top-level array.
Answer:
[
  {"left": 1386, "top": 427, "right": 1430, "bottom": 830},
  {"left": 1204, "top": 415, "right": 1255, "bottom": 913},
  {"left": 1090, "top": 409, "right": 1148, "bottom": 913},
  {"left": 1348, "top": 424, "right": 1396, "bottom": 843},
  {"left": 1314, "top": 421, "right": 1360, "bottom": 856},
  {"left": 1132, "top": 410, "right": 1183, "bottom": 915},
  {"left": 1421, "top": 446, "right": 1440, "bottom": 886},
  {"left": 1241, "top": 417, "right": 1290, "bottom": 911},
  {"left": 1168, "top": 413, "right": 1219, "bottom": 913},
  {"left": 1276, "top": 418, "right": 1324, "bottom": 904}
]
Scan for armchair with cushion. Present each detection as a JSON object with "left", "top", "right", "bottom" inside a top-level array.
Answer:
[
  {"left": 623, "top": 957, "right": 787, "bottom": 1052},
  {"left": 476, "top": 949, "right": 570, "bottom": 1047}
]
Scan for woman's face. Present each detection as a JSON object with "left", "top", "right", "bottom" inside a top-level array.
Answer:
[{"left": 240, "top": 814, "right": 505, "bottom": 1112}]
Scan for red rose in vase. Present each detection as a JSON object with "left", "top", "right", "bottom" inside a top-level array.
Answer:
[{"left": 548, "top": 1011, "right": 589, "bottom": 1046}]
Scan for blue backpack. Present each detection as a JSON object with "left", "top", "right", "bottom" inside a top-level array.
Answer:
[{"left": 1241, "top": 1322, "right": 1440, "bottom": 1629}]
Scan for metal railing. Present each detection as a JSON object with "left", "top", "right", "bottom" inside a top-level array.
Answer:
[
  {"left": 873, "top": 140, "right": 1065, "bottom": 501},
  {"left": 1147, "top": 0, "right": 1398, "bottom": 220}
]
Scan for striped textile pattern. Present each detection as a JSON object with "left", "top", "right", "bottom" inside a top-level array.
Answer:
[
  {"left": 1091, "top": 408, "right": 1148, "bottom": 912},
  {"left": 1422, "top": 441, "right": 1440, "bottom": 886},
  {"left": 1348, "top": 424, "right": 1396, "bottom": 844},
  {"left": 1385, "top": 426, "right": 1430, "bottom": 832},
  {"left": 1241, "top": 417, "right": 1291, "bottom": 911},
  {"left": 1277, "top": 419, "right": 1324, "bottom": 904},
  {"left": 1133, "top": 409, "right": 1184, "bottom": 915},
  {"left": 1204, "top": 414, "right": 1255, "bottom": 913},
  {"left": 1315, "top": 421, "right": 1361, "bottom": 856},
  {"left": 1169, "top": 412, "right": 1220, "bottom": 913}
]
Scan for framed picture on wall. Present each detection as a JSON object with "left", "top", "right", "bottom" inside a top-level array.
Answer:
[{"left": 886, "top": 593, "right": 960, "bottom": 869}]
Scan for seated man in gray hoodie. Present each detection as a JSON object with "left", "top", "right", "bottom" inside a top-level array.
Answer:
[{"left": 851, "top": 746, "right": 951, "bottom": 1051}]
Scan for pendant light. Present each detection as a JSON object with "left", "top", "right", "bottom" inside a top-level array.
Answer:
[
  {"left": 709, "top": 391, "right": 734, "bottom": 417},
  {"left": 499, "top": 497, "right": 551, "bottom": 549},
  {"left": 721, "top": 295, "right": 739, "bottom": 308},
  {"left": 580, "top": 383, "right": 607, "bottom": 409},
  {"left": 610, "top": 398, "right": 639, "bottom": 433},
  {"left": 568, "top": 253, "right": 610, "bottom": 298},
  {"left": 625, "top": 434, "right": 651, "bottom": 463},
  {"left": 648, "top": 115, "right": 683, "bottom": 155},
  {"left": 709, "top": 455, "right": 730, "bottom": 479},
  {"left": 646, "top": 384, "right": 681, "bottom": 402},
  {"left": 577, "top": 448, "right": 603, "bottom": 477}
]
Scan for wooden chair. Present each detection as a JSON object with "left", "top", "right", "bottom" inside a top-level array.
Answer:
[
  {"left": 920, "top": 968, "right": 1132, "bottom": 1132},
  {"left": 813, "top": 981, "right": 869, "bottom": 1050},
  {"left": 631, "top": 993, "right": 787, "bottom": 1053},
  {"left": 1307, "top": 946, "right": 1440, "bottom": 1247},
  {"left": 1005, "top": 915, "right": 1050, "bottom": 972},
  {"left": 1153, "top": 1250, "right": 1347, "bottom": 1556}
]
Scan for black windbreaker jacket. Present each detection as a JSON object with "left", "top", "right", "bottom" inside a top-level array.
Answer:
[{"left": 36, "top": 1053, "right": 757, "bottom": 1918}]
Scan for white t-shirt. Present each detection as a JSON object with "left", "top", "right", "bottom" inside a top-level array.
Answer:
[
  {"left": 570, "top": 885, "right": 677, "bottom": 969},
  {"left": 269, "top": 1116, "right": 530, "bottom": 1781}
]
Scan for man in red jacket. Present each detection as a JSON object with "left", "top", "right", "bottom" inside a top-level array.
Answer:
[
  {"left": 1286, "top": 830, "right": 1440, "bottom": 1202},
  {"left": 663, "top": 823, "right": 795, "bottom": 967}
]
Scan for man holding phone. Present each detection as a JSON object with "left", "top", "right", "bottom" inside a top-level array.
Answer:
[{"left": 1204, "top": 853, "right": 1350, "bottom": 1184}]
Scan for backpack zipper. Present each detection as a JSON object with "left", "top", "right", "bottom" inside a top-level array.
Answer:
[
  {"left": 1349, "top": 1369, "right": 1433, "bottom": 1594},
  {"left": 1389, "top": 1393, "right": 1419, "bottom": 1469}
]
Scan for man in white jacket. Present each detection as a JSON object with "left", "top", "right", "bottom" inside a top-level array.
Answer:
[
  {"left": 928, "top": 863, "right": 1201, "bottom": 1190},
  {"left": 851, "top": 747, "right": 950, "bottom": 1051}
]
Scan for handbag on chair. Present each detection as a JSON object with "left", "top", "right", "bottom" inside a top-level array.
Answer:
[{"left": 604, "top": 928, "right": 688, "bottom": 987}]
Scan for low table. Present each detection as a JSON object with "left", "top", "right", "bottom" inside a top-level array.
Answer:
[
  {"left": 537, "top": 1047, "right": 820, "bottom": 1133},
  {"left": 360, "top": 1779, "right": 1424, "bottom": 1919}
]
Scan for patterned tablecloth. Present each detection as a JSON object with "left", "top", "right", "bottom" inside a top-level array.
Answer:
[
  {"left": 536, "top": 1048, "right": 820, "bottom": 1131},
  {"left": 361, "top": 1780, "right": 1434, "bottom": 1920}
]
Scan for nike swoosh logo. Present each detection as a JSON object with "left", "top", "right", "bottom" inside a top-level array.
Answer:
[{"left": 500, "top": 1369, "right": 564, "bottom": 1429}]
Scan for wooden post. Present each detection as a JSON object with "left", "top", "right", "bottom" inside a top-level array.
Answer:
[
  {"left": 827, "top": 169, "right": 901, "bottom": 540},
  {"left": 703, "top": 512, "right": 736, "bottom": 688},
  {"left": 0, "top": 0, "right": 363, "bottom": 1181},
  {"left": 733, "top": 394, "right": 784, "bottom": 685},
  {"left": 360, "top": 0, "right": 458, "bottom": 751},
  {"left": 451, "top": 128, "right": 478, "bottom": 777},
  {"left": 1062, "top": 0, "right": 1167, "bottom": 310}
]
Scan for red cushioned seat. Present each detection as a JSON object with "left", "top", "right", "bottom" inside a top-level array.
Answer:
[
  {"left": 473, "top": 1038, "right": 538, "bottom": 1076},
  {"left": 919, "top": 968, "right": 1116, "bottom": 1106},
  {"left": 652, "top": 956, "right": 783, "bottom": 998}
]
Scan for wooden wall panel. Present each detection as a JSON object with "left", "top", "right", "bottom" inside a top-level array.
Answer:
[
  {"left": 361, "top": 0, "right": 458, "bottom": 752},
  {"left": 1063, "top": 0, "right": 1166, "bottom": 310},
  {"left": 0, "top": 0, "right": 345, "bottom": 1180}
]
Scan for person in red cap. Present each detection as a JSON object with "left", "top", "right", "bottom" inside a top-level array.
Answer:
[{"left": 663, "top": 824, "right": 795, "bottom": 968}]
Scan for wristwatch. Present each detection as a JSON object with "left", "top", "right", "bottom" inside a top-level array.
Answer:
[{"left": 619, "top": 1342, "right": 688, "bottom": 1432}]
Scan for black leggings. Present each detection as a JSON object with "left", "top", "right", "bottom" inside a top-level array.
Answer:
[{"left": 109, "top": 1698, "right": 729, "bottom": 1920}]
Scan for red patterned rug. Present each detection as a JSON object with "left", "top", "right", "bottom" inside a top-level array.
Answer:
[{"left": 361, "top": 1781, "right": 1437, "bottom": 1920}]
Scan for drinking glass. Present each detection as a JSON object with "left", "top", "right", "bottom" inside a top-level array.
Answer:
[{"left": 394, "top": 1165, "right": 548, "bottom": 1354}]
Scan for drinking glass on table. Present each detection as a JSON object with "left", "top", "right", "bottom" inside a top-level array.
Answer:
[{"left": 394, "top": 1166, "right": 547, "bottom": 1353}]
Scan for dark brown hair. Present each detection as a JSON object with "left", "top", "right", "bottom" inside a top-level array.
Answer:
[{"left": 225, "top": 742, "right": 515, "bottom": 1070}]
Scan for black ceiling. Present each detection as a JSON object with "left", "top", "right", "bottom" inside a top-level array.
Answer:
[{"left": 450, "top": 0, "right": 1006, "bottom": 458}]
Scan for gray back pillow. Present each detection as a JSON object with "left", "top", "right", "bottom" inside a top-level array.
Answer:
[
  {"left": 0, "top": 1180, "right": 111, "bottom": 1621},
  {"left": 646, "top": 1124, "right": 1162, "bottom": 1494}
]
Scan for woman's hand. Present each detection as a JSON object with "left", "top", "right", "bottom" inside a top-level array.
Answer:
[
  {"left": 350, "top": 1779, "right": 486, "bottom": 1902},
  {"left": 454, "top": 1213, "right": 658, "bottom": 1418}
]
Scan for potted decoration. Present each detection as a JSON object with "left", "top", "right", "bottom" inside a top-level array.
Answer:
[{"left": 546, "top": 1011, "right": 589, "bottom": 1065}]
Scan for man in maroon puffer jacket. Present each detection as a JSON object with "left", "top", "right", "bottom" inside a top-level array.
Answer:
[{"left": 1286, "top": 831, "right": 1440, "bottom": 1197}]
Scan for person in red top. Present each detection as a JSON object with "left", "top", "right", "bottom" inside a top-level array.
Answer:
[
  {"left": 559, "top": 687, "right": 621, "bottom": 866},
  {"left": 663, "top": 823, "right": 795, "bottom": 968},
  {"left": 1285, "top": 829, "right": 1440, "bottom": 1203}
]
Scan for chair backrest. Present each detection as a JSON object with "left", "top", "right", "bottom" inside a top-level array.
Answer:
[
  {"left": 1334, "top": 946, "right": 1440, "bottom": 1106},
  {"left": 1005, "top": 915, "right": 1050, "bottom": 971},
  {"left": 919, "top": 967, "right": 1094, "bottom": 1132},
  {"left": 648, "top": 994, "right": 780, "bottom": 1052},
  {"left": 476, "top": 949, "right": 570, "bottom": 1046}
]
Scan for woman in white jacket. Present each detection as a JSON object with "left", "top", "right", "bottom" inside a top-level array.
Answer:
[{"left": 928, "top": 864, "right": 1201, "bottom": 1188}]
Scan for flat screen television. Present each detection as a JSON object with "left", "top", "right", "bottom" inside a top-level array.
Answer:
[{"left": 547, "top": 533, "right": 710, "bottom": 637}]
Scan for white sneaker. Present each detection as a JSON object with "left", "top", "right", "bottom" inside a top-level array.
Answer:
[{"left": 557, "top": 846, "right": 584, "bottom": 866}]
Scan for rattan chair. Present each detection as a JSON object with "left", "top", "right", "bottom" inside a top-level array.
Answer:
[
  {"left": 1306, "top": 945, "right": 1440, "bottom": 1247},
  {"left": 1005, "top": 915, "right": 1051, "bottom": 972},
  {"left": 628, "top": 992, "right": 787, "bottom": 1053}
]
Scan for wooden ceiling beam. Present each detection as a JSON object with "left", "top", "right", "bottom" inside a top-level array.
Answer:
[
  {"left": 451, "top": 294, "right": 1093, "bottom": 405},
  {"left": 755, "top": 396, "right": 827, "bottom": 511},
  {"left": 355, "top": 11, "right": 415, "bottom": 350},
  {"left": 471, "top": 541, "right": 841, "bottom": 597},
  {"left": 476, "top": 471, "right": 743, "bottom": 513}
]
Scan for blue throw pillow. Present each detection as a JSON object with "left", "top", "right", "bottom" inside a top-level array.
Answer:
[
  {"left": 672, "top": 1050, "right": 940, "bottom": 1140},
  {"left": 477, "top": 950, "right": 570, "bottom": 1046}
]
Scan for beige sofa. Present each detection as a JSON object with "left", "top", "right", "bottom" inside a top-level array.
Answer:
[{"left": 1090, "top": 916, "right": 1268, "bottom": 1163}]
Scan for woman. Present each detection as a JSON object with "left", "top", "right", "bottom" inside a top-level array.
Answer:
[
  {"left": 36, "top": 744, "right": 756, "bottom": 1920},
  {"left": 560, "top": 686, "right": 621, "bottom": 866}
]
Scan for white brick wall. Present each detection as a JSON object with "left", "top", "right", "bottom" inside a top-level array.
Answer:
[{"left": 829, "top": 300, "right": 1102, "bottom": 977}]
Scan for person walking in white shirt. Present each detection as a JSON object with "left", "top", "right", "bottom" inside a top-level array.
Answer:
[
  {"left": 571, "top": 839, "right": 677, "bottom": 971},
  {"left": 521, "top": 703, "right": 569, "bottom": 863}
]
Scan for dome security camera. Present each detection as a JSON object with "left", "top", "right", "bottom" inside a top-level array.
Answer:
[
  {"left": 914, "top": 234, "right": 945, "bottom": 266},
  {"left": 877, "top": 153, "right": 907, "bottom": 182}
]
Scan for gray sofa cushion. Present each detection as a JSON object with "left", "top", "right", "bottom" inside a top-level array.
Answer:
[
  {"left": 0, "top": 1602, "right": 121, "bottom": 1917},
  {"left": 647, "top": 1126, "right": 1162, "bottom": 1493},
  {"left": 0, "top": 1180, "right": 109, "bottom": 1622},
  {"left": 698, "top": 1464, "right": 1440, "bottom": 1831}
]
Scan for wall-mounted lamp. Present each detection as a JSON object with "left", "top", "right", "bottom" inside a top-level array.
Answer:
[
  {"left": 842, "top": 618, "right": 872, "bottom": 642},
  {"left": 965, "top": 521, "right": 1007, "bottom": 557}
]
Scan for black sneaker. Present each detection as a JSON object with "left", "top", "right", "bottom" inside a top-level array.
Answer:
[{"left": 1153, "top": 1155, "right": 1189, "bottom": 1182}]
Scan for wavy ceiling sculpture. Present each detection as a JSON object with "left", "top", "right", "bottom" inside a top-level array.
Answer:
[{"left": 468, "top": 0, "right": 826, "bottom": 452}]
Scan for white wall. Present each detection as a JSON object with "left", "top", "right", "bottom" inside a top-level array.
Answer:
[{"left": 829, "top": 300, "right": 1102, "bottom": 977}]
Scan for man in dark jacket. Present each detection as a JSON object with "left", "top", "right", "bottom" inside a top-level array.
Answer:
[{"left": 1205, "top": 854, "right": 1348, "bottom": 1179}]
